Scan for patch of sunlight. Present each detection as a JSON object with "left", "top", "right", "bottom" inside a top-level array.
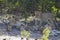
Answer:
[
  {"left": 19, "top": 18, "right": 25, "bottom": 21},
  {"left": 52, "top": 6, "right": 57, "bottom": 16},
  {"left": 27, "top": 16, "right": 35, "bottom": 22},
  {"left": 2, "top": 14, "right": 15, "bottom": 19},
  {"left": 15, "top": 1, "right": 19, "bottom": 6},
  {"left": 0, "top": 14, "right": 17, "bottom": 20},
  {"left": 56, "top": 18, "right": 60, "bottom": 21},
  {"left": 59, "top": 10, "right": 60, "bottom": 13},
  {"left": 20, "top": 16, "right": 35, "bottom": 22},
  {"left": 52, "top": 6, "right": 57, "bottom": 12}
]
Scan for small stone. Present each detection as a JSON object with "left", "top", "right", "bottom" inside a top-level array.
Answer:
[
  {"left": 3, "top": 39, "right": 6, "bottom": 40},
  {"left": 35, "top": 39, "right": 37, "bottom": 40}
]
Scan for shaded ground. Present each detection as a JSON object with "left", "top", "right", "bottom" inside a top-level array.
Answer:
[
  {"left": 0, "top": 14, "right": 60, "bottom": 40},
  {"left": 0, "top": 23, "right": 60, "bottom": 40}
]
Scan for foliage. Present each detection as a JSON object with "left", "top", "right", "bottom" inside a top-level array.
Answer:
[
  {"left": 55, "top": 0, "right": 60, "bottom": 9},
  {"left": 41, "top": 27, "right": 51, "bottom": 40},
  {"left": 21, "top": 30, "right": 30, "bottom": 37},
  {"left": 0, "top": 0, "right": 60, "bottom": 18},
  {"left": 52, "top": 6, "right": 57, "bottom": 16}
]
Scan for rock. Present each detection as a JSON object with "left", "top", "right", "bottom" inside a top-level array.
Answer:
[
  {"left": 15, "top": 21, "right": 26, "bottom": 30},
  {"left": 7, "top": 25, "right": 12, "bottom": 31},
  {"left": 20, "top": 27, "right": 25, "bottom": 31},
  {"left": 3, "top": 19, "right": 9, "bottom": 24},
  {"left": 50, "top": 30, "right": 60, "bottom": 36},
  {"left": 50, "top": 32, "right": 57, "bottom": 36},
  {"left": 3, "top": 39, "right": 6, "bottom": 40},
  {"left": 21, "top": 38, "right": 26, "bottom": 40}
]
